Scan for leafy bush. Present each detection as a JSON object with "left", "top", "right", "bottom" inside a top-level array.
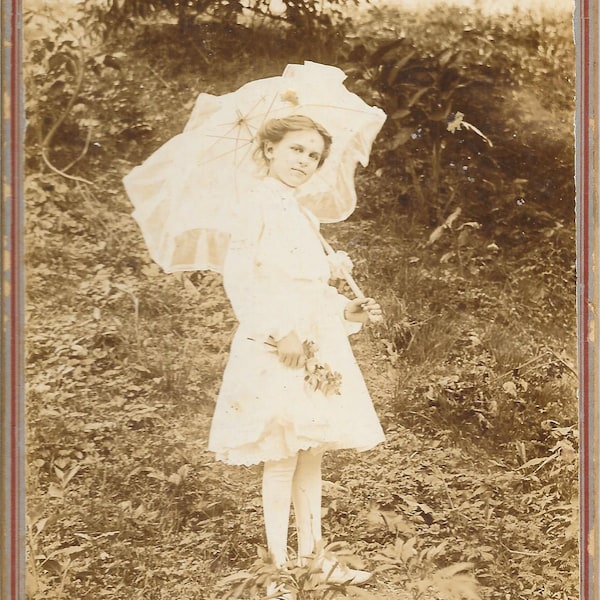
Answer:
[
  {"left": 85, "top": 0, "right": 357, "bottom": 41},
  {"left": 24, "top": 3, "right": 156, "bottom": 191},
  {"left": 85, "top": 0, "right": 244, "bottom": 32},
  {"left": 345, "top": 6, "right": 574, "bottom": 237}
]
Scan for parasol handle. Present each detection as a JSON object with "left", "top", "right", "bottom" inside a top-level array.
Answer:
[
  {"left": 317, "top": 232, "right": 382, "bottom": 323},
  {"left": 342, "top": 269, "right": 365, "bottom": 299}
]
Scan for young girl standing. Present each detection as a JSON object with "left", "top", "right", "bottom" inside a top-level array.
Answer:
[{"left": 207, "top": 115, "right": 385, "bottom": 592}]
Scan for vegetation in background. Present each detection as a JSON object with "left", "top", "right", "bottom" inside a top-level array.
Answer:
[{"left": 24, "top": 2, "right": 577, "bottom": 599}]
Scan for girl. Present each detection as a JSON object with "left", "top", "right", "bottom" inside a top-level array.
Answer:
[{"left": 208, "top": 115, "right": 385, "bottom": 594}]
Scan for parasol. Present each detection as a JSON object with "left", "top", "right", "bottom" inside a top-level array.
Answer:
[{"left": 123, "top": 61, "right": 386, "bottom": 277}]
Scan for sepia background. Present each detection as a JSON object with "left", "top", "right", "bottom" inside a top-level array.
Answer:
[{"left": 24, "top": 0, "right": 577, "bottom": 598}]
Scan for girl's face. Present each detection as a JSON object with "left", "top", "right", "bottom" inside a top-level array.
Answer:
[{"left": 264, "top": 129, "right": 325, "bottom": 188}]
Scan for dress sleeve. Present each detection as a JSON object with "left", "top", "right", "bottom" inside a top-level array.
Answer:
[
  {"left": 222, "top": 195, "right": 299, "bottom": 341},
  {"left": 332, "top": 291, "right": 362, "bottom": 336}
]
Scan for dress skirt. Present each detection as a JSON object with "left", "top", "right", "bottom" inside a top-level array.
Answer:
[{"left": 208, "top": 282, "right": 385, "bottom": 465}]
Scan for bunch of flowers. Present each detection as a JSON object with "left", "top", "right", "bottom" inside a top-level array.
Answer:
[{"left": 303, "top": 340, "right": 342, "bottom": 397}]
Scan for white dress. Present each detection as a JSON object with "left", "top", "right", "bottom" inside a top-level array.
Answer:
[{"left": 208, "top": 177, "right": 385, "bottom": 465}]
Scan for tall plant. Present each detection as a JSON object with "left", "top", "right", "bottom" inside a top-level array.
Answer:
[
  {"left": 24, "top": 3, "right": 111, "bottom": 183},
  {"left": 351, "top": 38, "right": 492, "bottom": 223}
]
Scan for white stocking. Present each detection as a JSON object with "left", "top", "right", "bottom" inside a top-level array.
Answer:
[
  {"left": 262, "top": 455, "right": 298, "bottom": 567},
  {"left": 292, "top": 449, "right": 324, "bottom": 563}
]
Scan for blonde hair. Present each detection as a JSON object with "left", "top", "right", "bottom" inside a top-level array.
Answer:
[{"left": 254, "top": 115, "right": 333, "bottom": 169}]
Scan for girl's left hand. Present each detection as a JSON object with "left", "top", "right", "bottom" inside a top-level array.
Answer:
[{"left": 344, "top": 298, "right": 383, "bottom": 323}]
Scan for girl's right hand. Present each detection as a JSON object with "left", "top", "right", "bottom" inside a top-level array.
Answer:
[{"left": 276, "top": 331, "right": 306, "bottom": 369}]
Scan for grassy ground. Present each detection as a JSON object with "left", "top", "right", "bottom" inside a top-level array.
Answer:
[{"left": 25, "top": 5, "right": 578, "bottom": 600}]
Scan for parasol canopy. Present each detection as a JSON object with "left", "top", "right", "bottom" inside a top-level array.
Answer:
[{"left": 123, "top": 61, "right": 386, "bottom": 274}]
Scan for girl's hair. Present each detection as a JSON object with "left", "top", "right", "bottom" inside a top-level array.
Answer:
[{"left": 254, "top": 115, "right": 333, "bottom": 169}]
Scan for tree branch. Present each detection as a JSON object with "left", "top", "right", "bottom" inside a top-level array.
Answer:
[
  {"left": 41, "top": 148, "right": 95, "bottom": 186},
  {"left": 60, "top": 126, "right": 93, "bottom": 173},
  {"left": 41, "top": 46, "right": 85, "bottom": 153},
  {"left": 242, "top": 4, "right": 290, "bottom": 23}
]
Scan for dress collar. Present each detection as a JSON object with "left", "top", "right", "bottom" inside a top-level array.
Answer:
[
  {"left": 261, "top": 176, "right": 298, "bottom": 201},
  {"left": 258, "top": 176, "right": 320, "bottom": 229}
]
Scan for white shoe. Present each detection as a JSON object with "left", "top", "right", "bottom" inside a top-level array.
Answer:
[
  {"left": 265, "top": 581, "right": 292, "bottom": 600},
  {"left": 316, "top": 559, "right": 372, "bottom": 586}
]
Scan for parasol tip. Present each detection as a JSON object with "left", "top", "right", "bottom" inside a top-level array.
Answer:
[{"left": 280, "top": 89, "right": 300, "bottom": 106}]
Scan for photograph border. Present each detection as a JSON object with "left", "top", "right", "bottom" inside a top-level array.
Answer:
[
  {"left": 2, "top": 0, "right": 597, "bottom": 597},
  {"left": 574, "top": 0, "right": 598, "bottom": 596},
  {"left": 2, "top": 0, "right": 25, "bottom": 598}
]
